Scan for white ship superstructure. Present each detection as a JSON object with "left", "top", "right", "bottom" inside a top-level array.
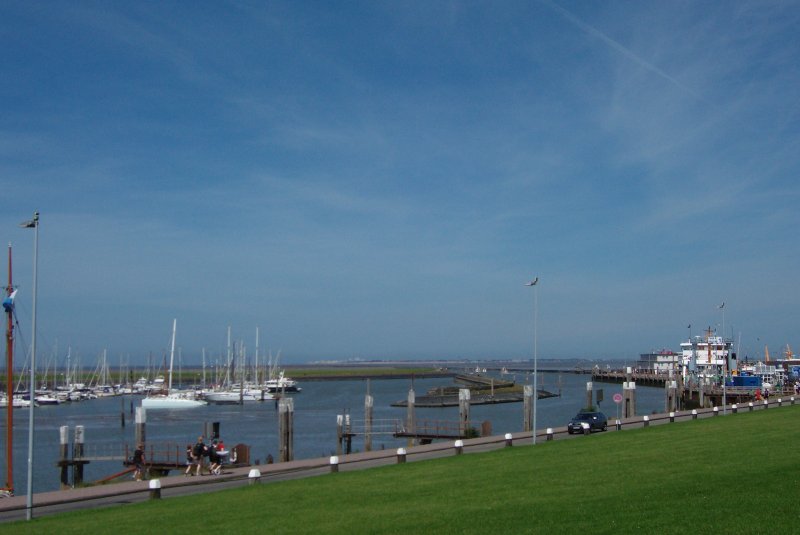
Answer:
[{"left": 680, "top": 331, "right": 734, "bottom": 380}]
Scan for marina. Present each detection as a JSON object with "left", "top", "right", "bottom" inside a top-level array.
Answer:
[{"left": 1, "top": 370, "right": 671, "bottom": 494}]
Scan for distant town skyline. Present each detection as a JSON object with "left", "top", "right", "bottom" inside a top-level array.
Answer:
[{"left": 2, "top": 2, "right": 798, "bottom": 366}]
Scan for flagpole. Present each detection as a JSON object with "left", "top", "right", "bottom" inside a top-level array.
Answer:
[
  {"left": 23, "top": 211, "right": 39, "bottom": 521},
  {"left": 4, "top": 244, "right": 14, "bottom": 496}
]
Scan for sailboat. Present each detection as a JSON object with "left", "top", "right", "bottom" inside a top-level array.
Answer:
[
  {"left": 204, "top": 333, "right": 273, "bottom": 404},
  {"left": 142, "top": 319, "right": 206, "bottom": 409}
]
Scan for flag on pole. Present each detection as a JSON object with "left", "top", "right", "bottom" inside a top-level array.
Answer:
[
  {"left": 718, "top": 302, "right": 725, "bottom": 309},
  {"left": 2, "top": 289, "right": 17, "bottom": 312}
]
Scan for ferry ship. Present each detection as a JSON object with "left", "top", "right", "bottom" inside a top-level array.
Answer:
[{"left": 679, "top": 329, "right": 735, "bottom": 381}]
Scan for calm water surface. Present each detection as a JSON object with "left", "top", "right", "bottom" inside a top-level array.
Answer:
[{"left": 1, "top": 372, "right": 667, "bottom": 493}]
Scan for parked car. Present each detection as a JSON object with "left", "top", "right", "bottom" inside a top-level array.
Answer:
[{"left": 567, "top": 410, "right": 608, "bottom": 434}]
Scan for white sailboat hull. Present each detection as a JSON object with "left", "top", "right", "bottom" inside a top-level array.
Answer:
[{"left": 141, "top": 394, "right": 207, "bottom": 409}]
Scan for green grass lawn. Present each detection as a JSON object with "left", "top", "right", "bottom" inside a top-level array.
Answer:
[{"left": 7, "top": 406, "right": 799, "bottom": 534}]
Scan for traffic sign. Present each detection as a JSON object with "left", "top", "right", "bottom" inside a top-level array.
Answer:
[{"left": 613, "top": 393, "right": 622, "bottom": 404}]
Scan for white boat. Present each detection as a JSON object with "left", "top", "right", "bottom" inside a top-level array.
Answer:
[
  {"left": 204, "top": 389, "right": 271, "bottom": 404},
  {"left": 142, "top": 391, "right": 206, "bottom": 409},
  {"left": 264, "top": 371, "right": 301, "bottom": 393},
  {"left": 141, "top": 319, "right": 206, "bottom": 410},
  {"left": 34, "top": 393, "right": 62, "bottom": 405},
  {"left": 0, "top": 395, "right": 35, "bottom": 408}
]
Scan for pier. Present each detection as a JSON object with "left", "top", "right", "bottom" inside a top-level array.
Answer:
[{"left": 591, "top": 368, "right": 796, "bottom": 409}]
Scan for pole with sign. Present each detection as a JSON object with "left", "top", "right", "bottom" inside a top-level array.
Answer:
[{"left": 613, "top": 392, "right": 622, "bottom": 422}]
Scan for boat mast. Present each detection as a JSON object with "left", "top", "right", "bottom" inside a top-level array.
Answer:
[
  {"left": 168, "top": 319, "right": 176, "bottom": 392},
  {"left": 254, "top": 327, "right": 259, "bottom": 385},
  {"left": 225, "top": 326, "right": 232, "bottom": 387},
  {"left": 202, "top": 348, "right": 206, "bottom": 389},
  {"left": 4, "top": 243, "right": 14, "bottom": 494}
]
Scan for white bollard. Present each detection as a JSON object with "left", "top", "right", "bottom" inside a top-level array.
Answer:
[
  {"left": 692, "top": 409, "right": 698, "bottom": 420},
  {"left": 149, "top": 478, "right": 161, "bottom": 499},
  {"left": 329, "top": 456, "right": 339, "bottom": 473},
  {"left": 546, "top": 428, "right": 554, "bottom": 441},
  {"left": 248, "top": 468, "right": 261, "bottom": 484},
  {"left": 504, "top": 433, "right": 513, "bottom": 447},
  {"left": 454, "top": 439, "right": 464, "bottom": 455},
  {"left": 396, "top": 447, "right": 406, "bottom": 464},
  {"left": 643, "top": 415, "right": 649, "bottom": 427}
]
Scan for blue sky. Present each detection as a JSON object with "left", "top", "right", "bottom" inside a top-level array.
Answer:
[{"left": 2, "top": 1, "right": 798, "bottom": 366}]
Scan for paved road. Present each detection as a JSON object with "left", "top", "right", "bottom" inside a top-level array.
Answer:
[{"left": 0, "top": 397, "right": 789, "bottom": 523}]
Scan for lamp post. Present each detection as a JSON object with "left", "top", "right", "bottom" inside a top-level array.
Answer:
[
  {"left": 525, "top": 276, "right": 539, "bottom": 444},
  {"left": 21, "top": 211, "right": 38, "bottom": 521}
]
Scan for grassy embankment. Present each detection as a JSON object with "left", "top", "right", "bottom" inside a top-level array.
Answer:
[{"left": 8, "top": 404, "right": 799, "bottom": 534}]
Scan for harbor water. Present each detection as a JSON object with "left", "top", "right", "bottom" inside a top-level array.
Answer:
[{"left": 1, "top": 371, "right": 667, "bottom": 494}]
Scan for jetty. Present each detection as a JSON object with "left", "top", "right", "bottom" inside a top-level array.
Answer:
[
  {"left": 391, "top": 389, "right": 555, "bottom": 408},
  {"left": 391, "top": 372, "right": 557, "bottom": 408}
]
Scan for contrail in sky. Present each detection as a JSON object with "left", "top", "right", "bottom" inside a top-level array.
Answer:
[{"left": 540, "top": 0, "right": 699, "bottom": 98}]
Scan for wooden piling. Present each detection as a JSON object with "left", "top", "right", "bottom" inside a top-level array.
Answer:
[
  {"left": 458, "top": 389, "right": 470, "bottom": 436},
  {"left": 585, "top": 381, "right": 593, "bottom": 409},
  {"left": 523, "top": 384, "right": 533, "bottom": 432},
  {"left": 345, "top": 414, "right": 352, "bottom": 454},
  {"left": 59, "top": 426, "right": 69, "bottom": 489},
  {"left": 364, "top": 392, "right": 373, "bottom": 452},
  {"left": 336, "top": 414, "right": 343, "bottom": 456},
  {"left": 665, "top": 380, "right": 677, "bottom": 413},
  {"left": 135, "top": 407, "right": 146, "bottom": 447},
  {"left": 73, "top": 425, "right": 85, "bottom": 486},
  {"left": 623, "top": 381, "right": 636, "bottom": 418},
  {"left": 406, "top": 388, "right": 416, "bottom": 447},
  {"left": 279, "top": 397, "right": 294, "bottom": 462}
]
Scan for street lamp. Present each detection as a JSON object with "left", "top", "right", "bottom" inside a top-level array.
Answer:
[
  {"left": 21, "top": 211, "right": 38, "bottom": 521},
  {"left": 525, "top": 277, "right": 539, "bottom": 444}
]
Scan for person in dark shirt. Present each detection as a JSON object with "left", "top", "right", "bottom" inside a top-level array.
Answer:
[{"left": 132, "top": 444, "right": 146, "bottom": 481}]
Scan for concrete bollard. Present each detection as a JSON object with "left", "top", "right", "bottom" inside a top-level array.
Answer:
[
  {"left": 149, "top": 479, "right": 161, "bottom": 499},
  {"left": 454, "top": 439, "right": 464, "bottom": 455},
  {"left": 248, "top": 468, "right": 261, "bottom": 484},
  {"left": 777, "top": 398, "right": 782, "bottom": 407},
  {"left": 504, "top": 433, "right": 513, "bottom": 447},
  {"left": 546, "top": 428, "right": 554, "bottom": 442},
  {"left": 692, "top": 409, "right": 698, "bottom": 420},
  {"left": 748, "top": 402, "right": 754, "bottom": 412},
  {"left": 792, "top": 397, "right": 796, "bottom": 405},
  {"left": 764, "top": 399, "right": 769, "bottom": 409},
  {"left": 329, "top": 456, "right": 339, "bottom": 473},
  {"left": 581, "top": 422, "right": 590, "bottom": 435},
  {"left": 669, "top": 412, "right": 675, "bottom": 423},
  {"left": 732, "top": 404, "right": 738, "bottom": 414},
  {"left": 615, "top": 419, "right": 621, "bottom": 431},
  {"left": 643, "top": 415, "right": 649, "bottom": 428},
  {"left": 396, "top": 447, "right": 406, "bottom": 464},
  {"left": 713, "top": 407, "right": 719, "bottom": 416}
]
